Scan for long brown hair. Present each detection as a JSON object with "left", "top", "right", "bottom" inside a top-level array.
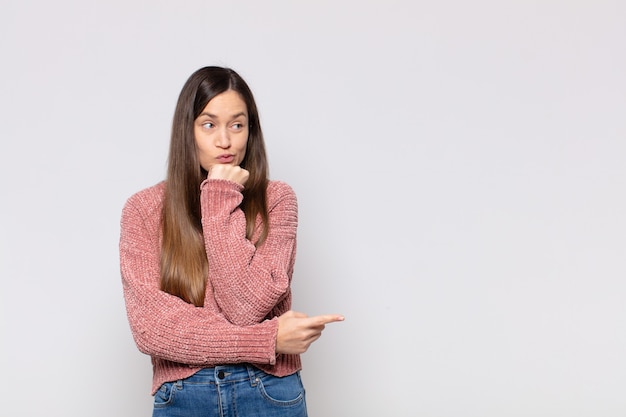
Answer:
[{"left": 160, "top": 66, "right": 269, "bottom": 306}]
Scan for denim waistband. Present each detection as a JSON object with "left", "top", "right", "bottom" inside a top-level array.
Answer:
[{"left": 177, "top": 365, "right": 262, "bottom": 386}]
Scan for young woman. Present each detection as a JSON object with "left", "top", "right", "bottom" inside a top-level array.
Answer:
[{"left": 119, "top": 66, "right": 343, "bottom": 417}]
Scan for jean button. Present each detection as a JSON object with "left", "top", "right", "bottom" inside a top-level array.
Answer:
[{"left": 217, "top": 370, "right": 225, "bottom": 379}]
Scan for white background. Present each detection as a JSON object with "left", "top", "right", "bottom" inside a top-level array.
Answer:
[{"left": 1, "top": 1, "right": 625, "bottom": 416}]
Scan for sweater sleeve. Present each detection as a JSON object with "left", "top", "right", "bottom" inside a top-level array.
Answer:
[
  {"left": 119, "top": 190, "right": 278, "bottom": 366},
  {"left": 200, "top": 179, "right": 298, "bottom": 326}
]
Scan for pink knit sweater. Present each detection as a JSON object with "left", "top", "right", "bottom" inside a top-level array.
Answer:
[{"left": 119, "top": 179, "right": 301, "bottom": 395}]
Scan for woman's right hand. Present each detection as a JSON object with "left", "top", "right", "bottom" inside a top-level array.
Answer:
[
  {"left": 208, "top": 164, "right": 249, "bottom": 186},
  {"left": 276, "top": 310, "right": 344, "bottom": 355}
]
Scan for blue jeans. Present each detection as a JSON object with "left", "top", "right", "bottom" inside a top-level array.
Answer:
[{"left": 152, "top": 365, "right": 308, "bottom": 417}]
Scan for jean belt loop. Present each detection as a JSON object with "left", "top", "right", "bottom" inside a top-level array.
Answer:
[{"left": 246, "top": 365, "right": 259, "bottom": 387}]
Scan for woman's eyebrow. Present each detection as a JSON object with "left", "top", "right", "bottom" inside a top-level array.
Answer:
[{"left": 198, "top": 111, "right": 248, "bottom": 119}]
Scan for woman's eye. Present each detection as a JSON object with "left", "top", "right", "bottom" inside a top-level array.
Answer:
[
  {"left": 232, "top": 123, "right": 243, "bottom": 129},
  {"left": 202, "top": 122, "right": 214, "bottom": 129}
]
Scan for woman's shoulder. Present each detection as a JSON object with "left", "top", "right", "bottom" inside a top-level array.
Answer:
[
  {"left": 266, "top": 180, "right": 297, "bottom": 210},
  {"left": 267, "top": 180, "right": 296, "bottom": 199},
  {"left": 122, "top": 181, "right": 166, "bottom": 219}
]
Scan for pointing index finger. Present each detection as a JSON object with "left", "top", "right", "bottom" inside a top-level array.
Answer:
[{"left": 311, "top": 314, "right": 345, "bottom": 326}]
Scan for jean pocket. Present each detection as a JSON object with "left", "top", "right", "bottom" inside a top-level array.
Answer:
[
  {"left": 256, "top": 372, "right": 305, "bottom": 406},
  {"left": 153, "top": 381, "right": 176, "bottom": 408}
]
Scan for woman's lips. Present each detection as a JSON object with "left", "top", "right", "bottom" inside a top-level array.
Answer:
[{"left": 216, "top": 155, "right": 235, "bottom": 163}]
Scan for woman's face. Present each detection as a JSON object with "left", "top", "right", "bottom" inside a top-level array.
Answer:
[{"left": 194, "top": 90, "right": 249, "bottom": 171}]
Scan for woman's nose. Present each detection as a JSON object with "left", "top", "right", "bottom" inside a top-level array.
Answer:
[{"left": 215, "top": 129, "right": 230, "bottom": 148}]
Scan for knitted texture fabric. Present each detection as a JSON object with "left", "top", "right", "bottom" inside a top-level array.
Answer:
[{"left": 119, "top": 179, "right": 301, "bottom": 395}]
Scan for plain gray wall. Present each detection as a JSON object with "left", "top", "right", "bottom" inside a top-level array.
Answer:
[{"left": 1, "top": 1, "right": 625, "bottom": 416}]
